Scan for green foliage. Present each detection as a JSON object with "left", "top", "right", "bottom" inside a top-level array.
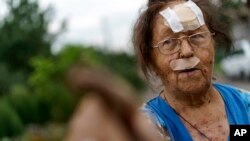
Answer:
[
  {"left": 215, "top": 47, "right": 226, "bottom": 64},
  {"left": 0, "top": 0, "right": 64, "bottom": 96},
  {"left": 55, "top": 44, "right": 85, "bottom": 74},
  {"left": 218, "top": 0, "right": 247, "bottom": 34},
  {"left": 221, "top": 0, "right": 244, "bottom": 9},
  {"left": 0, "top": 64, "right": 26, "bottom": 95},
  {"left": 6, "top": 84, "right": 40, "bottom": 124},
  {"left": 0, "top": 0, "right": 56, "bottom": 73},
  {"left": 25, "top": 45, "right": 144, "bottom": 125},
  {"left": 59, "top": 45, "right": 146, "bottom": 91},
  {"left": 0, "top": 99, "right": 24, "bottom": 138},
  {"left": 0, "top": 0, "right": 145, "bottom": 140},
  {"left": 28, "top": 51, "right": 81, "bottom": 123}
]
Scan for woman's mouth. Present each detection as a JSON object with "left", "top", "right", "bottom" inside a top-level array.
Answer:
[
  {"left": 181, "top": 68, "right": 197, "bottom": 73},
  {"left": 179, "top": 68, "right": 199, "bottom": 77}
]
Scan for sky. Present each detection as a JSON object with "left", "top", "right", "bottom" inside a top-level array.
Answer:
[
  {"left": 38, "top": 0, "right": 148, "bottom": 53},
  {"left": 0, "top": 0, "right": 147, "bottom": 53}
]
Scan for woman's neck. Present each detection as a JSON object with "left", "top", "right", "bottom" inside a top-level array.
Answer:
[{"left": 162, "top": 85, "right": 217, "bottom": 110}]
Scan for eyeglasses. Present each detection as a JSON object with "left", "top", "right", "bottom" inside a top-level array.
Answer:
[{"left": 153, "top": 31, "right": 215, "bottom": 55}]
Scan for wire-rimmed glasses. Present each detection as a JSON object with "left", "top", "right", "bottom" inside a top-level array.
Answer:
[{"left": 153, "top": 31, "right": 215, "bottom": 55}]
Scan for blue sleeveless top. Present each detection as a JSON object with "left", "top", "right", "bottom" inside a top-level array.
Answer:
[{"left": 144, "top": 83, "right": 250, "bottom": 141}]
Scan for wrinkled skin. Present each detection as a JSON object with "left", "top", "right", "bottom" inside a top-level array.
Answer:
[
  {"left": 150, "top": 2, "right": 229, "bottom": 141},
  {"left": 152, "top": 14, "right": 215, "bottom": 101}
]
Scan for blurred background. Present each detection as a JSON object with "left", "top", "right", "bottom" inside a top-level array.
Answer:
[{"left": 0, "top": 0, "right": 249, "bottom": 140}]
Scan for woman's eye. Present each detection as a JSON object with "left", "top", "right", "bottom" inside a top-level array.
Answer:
[
  {"left": 163, "top": 39, "right": 173, "bottom": 45},
  {"left": 191, "top": 34, "right": 204, "bottom": 39}
]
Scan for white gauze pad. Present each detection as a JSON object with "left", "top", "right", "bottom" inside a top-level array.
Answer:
[
  {"left": 170, "top": 56, "right": 200, "bottom": 71},
  {"left": 160, "top": 8, "right": 184, "bottom": 32},
  {"left": 159, "top": 0, "right": 205, "bottom": 33},
  {"left": 184, "top": 0, "right": 205, "bottom": 26}
]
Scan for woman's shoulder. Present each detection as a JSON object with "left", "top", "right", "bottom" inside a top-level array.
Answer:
[
  {"left": 214, "top": 82, "right": 250, "bottom": 117},
  {"left": 213, "top": 82, "right": 250, "bottom": 98},
  {"left": 141, "top": 102, "right": 172, "bottom": 141},
  {"left": 141, "top": 97, "right": 164, "bottom": 123},
  {"left": 235, "top": 87, "right": 250, "bottom": 107}
]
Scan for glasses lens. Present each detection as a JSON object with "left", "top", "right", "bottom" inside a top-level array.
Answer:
[
  {"left": 159, "top": 38, "right": 179, "bottom": 54},
  {"left": 189, "top": 32, "right": 211, "bottom": 47},
  {"left": 155, "top": 31, "right": 213, "bottom": 54}
]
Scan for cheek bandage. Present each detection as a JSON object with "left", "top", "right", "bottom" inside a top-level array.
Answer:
[
  {"left": 170, "top": 56, "right": 200, "bottom": 71},
  {"left": 160, "top": 0, "right": 205, "bottom": 33}
]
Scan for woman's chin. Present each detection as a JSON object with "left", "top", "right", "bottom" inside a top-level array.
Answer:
[{"left": 176, "top": 78, "right": 210, "bottom": 95}]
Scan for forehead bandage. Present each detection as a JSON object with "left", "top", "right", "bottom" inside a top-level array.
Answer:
[
  {"left": 160, "top": 0, "right": 205, "bottom": 33},
  {"left": 170, "top": 56, "right": 200, "bottom": 71}
]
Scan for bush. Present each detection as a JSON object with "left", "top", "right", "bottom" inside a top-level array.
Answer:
[
  {"left": 0, "top": 99, "right": 24, "bottom": 138},
  {"left": 6, "top": 85, "right": 40, "bottom": 124},
  {"left": 28, "top": 54, "right": 78, "bottom": 123}
]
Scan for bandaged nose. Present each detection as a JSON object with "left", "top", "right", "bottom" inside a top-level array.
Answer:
[{"left": 170, "top": 56, "right": 200, "bottom": 71}]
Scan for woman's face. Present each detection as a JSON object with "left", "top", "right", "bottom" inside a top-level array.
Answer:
[{"left": 151, "top": 6, "right": 215, "bottom": 95}]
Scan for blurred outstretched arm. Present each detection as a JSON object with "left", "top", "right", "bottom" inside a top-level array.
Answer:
[{"left": 65, "top": 64, "right": 169, "bottom": 141}]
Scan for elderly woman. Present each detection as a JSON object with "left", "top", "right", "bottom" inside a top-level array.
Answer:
[{"left": 133, "top": 0, "right": 250, "bottom": 141}]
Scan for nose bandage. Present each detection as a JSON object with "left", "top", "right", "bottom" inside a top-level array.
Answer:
[
  {"left": 170, "top": 56, "right": 200, "bottom": 71},
  {"left": 160, "top": 0, "right": 205, "bottom": 33}
]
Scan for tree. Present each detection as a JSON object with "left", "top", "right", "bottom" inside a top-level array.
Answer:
[
  {"left": 0, "top": 0, "right": 56, "bottom": 73},
  {"left": 0, "top": 0, "right": 64, "bottom": 95}
]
